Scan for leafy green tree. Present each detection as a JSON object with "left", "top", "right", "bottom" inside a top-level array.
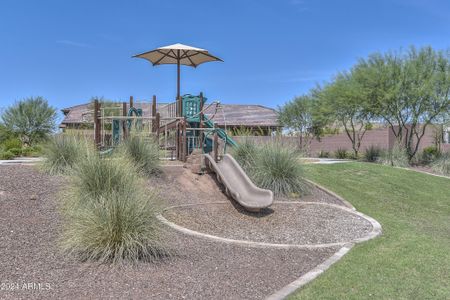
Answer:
[
  {"left": 353, "top": 46, "right": 450, "bottom": 160},
  {"left": 278, "top": 95, "right": 321, "bottom": 153},
  {"left": 315, "top": 72, "right": 372, "bottom": 157},
  {"left": 0, "top": 123, "right": 17, "bottom": 144},
  {"left": 1, "top": 97, "right": 57, "bottom": 145}
]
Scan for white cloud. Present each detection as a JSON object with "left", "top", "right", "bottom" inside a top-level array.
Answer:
[{"left": 56, "top": 40, "right": 92, "bottom": 48}]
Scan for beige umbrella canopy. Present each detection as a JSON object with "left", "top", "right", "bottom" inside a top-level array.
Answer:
[{"left": 133, "top": 43, "right": 223, "bottom": 99}]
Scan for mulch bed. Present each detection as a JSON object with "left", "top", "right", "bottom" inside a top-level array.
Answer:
[
  {"left": 0, "top": 164, "right": 363, "bottom": 299},
  {"left": 163, "top": 202, "right": 372, "bottom": 245}
]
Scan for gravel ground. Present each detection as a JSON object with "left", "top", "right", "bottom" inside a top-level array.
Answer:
[
  {"left": 0, "top": 165, "right": 341, "bottom": 299},
  {"left": 163, "top": 202, "right": 373, "bottom": 245}
]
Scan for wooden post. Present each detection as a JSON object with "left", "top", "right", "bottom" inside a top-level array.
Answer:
[
  {"left": 175, "top": 121, "right": 181, "bottom": 160},
  {"left": 177, "top": 51, "right": 181, "bottom": 100},
  {"left": 182, "top": 119, "right": 187, "bottom": 162},
  {"left": 152, "top": 95, "right": 157, "bottom": 132},
  {"left": 213, "top": 131, "right": 218, "bottom": 163},
  {"left": 122, "top": 102, "right": 128, "bottom": 140},
  {"left": 155, "top": 112, "right": 160, "bottom": 142},
  {"left": 94, "top": 99, "right": 101, "bottom": 148},
  {"left": 129, "top": 96, "right": 134, "bottom": 108},
  {"left": 177, "top": 96, "right": 183, "bottom": 118},
  {"left": 199, "top": 92, "right": 204, "bottom": 149}
]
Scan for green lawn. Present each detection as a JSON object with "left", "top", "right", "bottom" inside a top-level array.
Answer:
[{"left": 290, "top": 162, "right": 450, "bottom": 300}]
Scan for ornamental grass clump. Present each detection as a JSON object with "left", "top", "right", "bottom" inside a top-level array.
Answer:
[
  {"left": 334, "top": 148, "right": 348, "bottom": 159},
  {"left": 431, "top": 152, "right": 450, "bottom": 176},
  {"left": 232, "top": 138, "right": 257, "bottom": 172},
  {"left": 117, "top": 136, "right": 161, "bottom": 176},
  {"left": 364, "top": 145, "right": 383, "bottom": 162},
  {"left": 70, "top": 152, "right": 139, "bottom": 202},
  {"left": 61, "top": 189, "right": 167, "bottom": 263},
  {"left": 61, "top": 150, "right": 168, "bottom": 263},
  {"left": 251, "top": 143, "right": 309, "bottom": 197},
  {"left": 42, "top": 134, "right": 87, "bottom": 175},
  {"left": 379, "top": 143, "right": 409, "bottom": 167}
]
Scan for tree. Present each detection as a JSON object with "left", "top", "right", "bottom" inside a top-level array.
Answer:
[
  {"left": 1, "top": 97, "right": 57, "bottom": 145},
  {"left": 278, "top": 95, "right": 320, "bottom": 153},
  {"left": 0, "top": 124, "right": 17, "bottom": 144},
  {"left": 353, "top": 46, "right": 450, "bottom": 160},
  {"left": 315, "top": 72, "right": 372, "bottom": 157}
]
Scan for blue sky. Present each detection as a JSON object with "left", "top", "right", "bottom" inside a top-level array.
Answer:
[{"left": 1, "top": 0, "right": 449, "bottom": 113}]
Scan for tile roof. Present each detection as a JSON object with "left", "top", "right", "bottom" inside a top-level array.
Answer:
[{"left": 60, "top": 102, "right": 280, "bottom": 127}]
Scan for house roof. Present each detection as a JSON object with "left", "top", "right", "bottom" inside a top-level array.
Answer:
[{"left": 60, "top": 102, "right": 280, "bottom": 128}]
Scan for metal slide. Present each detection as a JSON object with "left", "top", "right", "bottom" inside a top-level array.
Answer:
[{"left": 204, "top": 154, "right": 273, "bottom": 212}]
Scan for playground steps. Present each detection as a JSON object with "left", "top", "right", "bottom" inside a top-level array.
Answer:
[{"left": 183, "top": 149, "right": 204, "bottom": 174}]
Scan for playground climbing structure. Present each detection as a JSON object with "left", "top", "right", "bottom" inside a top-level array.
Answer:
[{"left": 92, "top": 93, "right": 273, "bottom": 211}]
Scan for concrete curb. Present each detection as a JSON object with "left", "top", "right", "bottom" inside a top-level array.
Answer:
[
  {"left": 0, "top": 157, "right": 43, "bottom": 165},
  {"left": 304, "top": 179, "right": 356, "bottom": 210},
  {"left": 158, "top": 181, "right": 382, "bottom": 300},
  {"left": 264, "top": 185, "right": 382, "bottom": 300},
  {"left": 265, "top": 244, "right": 354, "bottom": 300},
  {"left": 395, "top": 165, "right": 450, "bottom": 180},
  {"left": 157, "top": 201, "right": 381, "bottom": 250}
]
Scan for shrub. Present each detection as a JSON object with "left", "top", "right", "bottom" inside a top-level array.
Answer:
[
  {"left": 61, "top": 152, "right": 168, "bottom": 263},
  {"left": 118, "top": 136, "right": 161, "bottom": 176},
  {"left": 233, "top": 139, "right": 257, "bottom": 172},
  {"left": 1, "top": 97, "right": 56, "bottom": 145},
  {"left": 71, "top": 153, "right": 138, "bottom": 201},
  {"left": 250, "top": 143, "right": 309, "bottom": 197},
  {"left": 379, "top": 144, "right": 409, "bottom": 167},
  {"left": 318, "top": 150, "right": 330, "bottom": 158},
  {"left": 2, "top": 138, "right": 21, "bottom": 151},
  {"left": 431, "top": 152, "right": 450, "bottom": 176},
  {"left": 231, "top": 127, "right": 254, "bottom": 137},
  {"left": 347, "top": 152, "right": 359, "bottom": 160},
  {"left": 22, "top": 145, "right": 42, "bottom": 157},
  {"left": 421, "top": 146, "right": 440, "bottom": 165},
  {"left": 0, "top": 151, "right": 14, "bottom": 160},
  {"left": 334, "top": 148, "right": 348, "bottom": 159},
  {"left": 8, "top": 147, "right": 22, "bottom": 156},
  {"left": 364, "top": 145, "right": 383, "bottom": 162},
  {"left": 42, "top": 135, "right": 86, "bottom": 175}
]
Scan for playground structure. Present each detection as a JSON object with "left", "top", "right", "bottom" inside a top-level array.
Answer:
[
  {"left": 92, "top": 92, "right": 273, "bottom": 211},
  {"left": 93, "top": 93, "right": 236, "bottom": 162}
]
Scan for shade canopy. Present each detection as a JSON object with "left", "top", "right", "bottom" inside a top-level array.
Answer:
[
  {"left": 133, "top": 43, "right": 223, "bottom": 100},
  {"left": 133, "top": 43, "right": 223, "bottom": 67}
]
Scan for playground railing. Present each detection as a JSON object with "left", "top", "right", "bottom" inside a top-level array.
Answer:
[
  {"left": 158, "top": 102, "right": 177, "bottom": 119},
  {"left": 184, "top": 127, "right": 226, "bottom": 161}
]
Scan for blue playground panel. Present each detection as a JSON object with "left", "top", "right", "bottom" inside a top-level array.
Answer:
[
  {"left": 182, "top": 94, "right": 237, "bottom": 153},
  {"left": 112, "top": 107, "right": 143, "bottom": 145}
]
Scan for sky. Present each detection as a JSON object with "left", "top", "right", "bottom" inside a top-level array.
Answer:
[{"left": 1, "top": 0, "right": 450, "bottom": 115}]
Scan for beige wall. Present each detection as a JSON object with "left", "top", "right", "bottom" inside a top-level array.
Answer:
[{"left": 234, "top": 125, "right": 450, "bottom": 156}]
